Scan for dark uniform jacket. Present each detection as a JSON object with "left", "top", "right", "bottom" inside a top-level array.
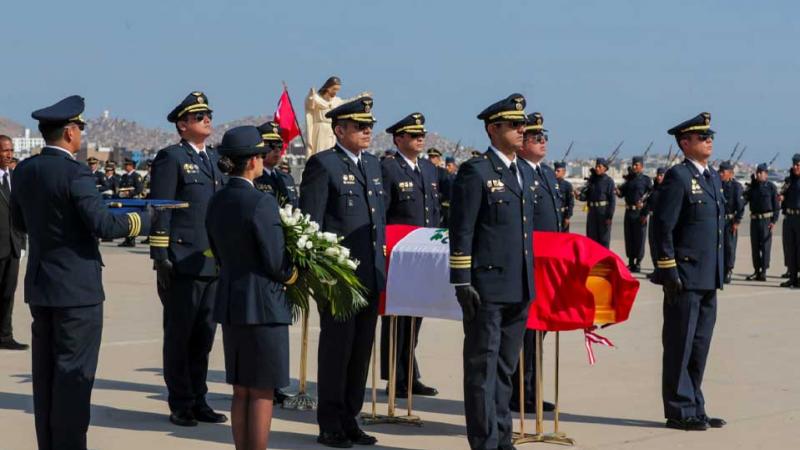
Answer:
[
  {"left": 102, "top": 173, "right": 119, "bottom": 196},
  {"left": 92, "top": 170, "right": 106, "bottom": 192},
  {"left": 557, "top": 178, "right": 574, "bottom": 220},
  {"left": 653, "top": 160, "right": 724, "bottom": 290},
  {"left": 640, "top": 182, "right": 662, "bottom": 217},
  {"left": 524, "top": 160, "right": 561, "bottom": 231},
  {"left": 579, "top": 172, "right": 616, "bottom": 220},
  {"left": 0, "top": 172, "right": 25, "bottom": 259},
  {"left": 721, "top": 178, "right": 746, "bottom": 223},
  {"left": 10, "top": 147, "right": 150, "bottom": 307},
  {"left": 744, "top": 179, "right": 780, "bottom": 224},
  {"left": 618, "top": 172, "right": 652, "bottom": 210},
  {"left": 381, "top": 153, "right": 441, "bottom": 227},
  {"left": 299, "top": 145, "right": 386, "bottom": 293},
  {"left": 449, "top": 149, "right": 535, "bottom": 304},
  {"left": 782, "top": 174, "right": 800, "bottom": 211},
  {"left": 149, "top": 140, "right": 225, "bottom": 276},
  {"left": 118, "top": 170, "right": 144, "bottom": 198},
  {"left": 254, "top": 168, "right": 299, "bottom": 208},
  {"left": 206, "top": 178, "right": 294, "bottom": 325}
]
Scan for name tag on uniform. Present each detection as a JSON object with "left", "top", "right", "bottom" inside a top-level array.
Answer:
[
  {"left": 487, "top": 179, "right": 506, "bottom": 193},
  {"left": 183, "top": 163, "right": 200, "bottom": 174},
  {"left": 399, "top": 181, "right": 414, "bottom": 192},
  {"left": 373, "top": 177, "right": 381, "bottom": 185},
  {"left": 342, "top": 174, "right": 356, "bottom": 185}
]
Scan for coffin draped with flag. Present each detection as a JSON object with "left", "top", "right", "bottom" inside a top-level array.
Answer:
[{"left": 380, "top": 226, "right": 639, "bottom": 331}]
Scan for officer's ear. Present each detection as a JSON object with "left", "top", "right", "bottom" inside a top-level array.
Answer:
[{"left": 333, "top": 120, "right": 345, "bottom": 139}]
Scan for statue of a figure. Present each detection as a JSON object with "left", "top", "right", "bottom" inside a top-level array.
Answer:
[{"left": 304, "top": 76, "right": 368, "bottom": 156}]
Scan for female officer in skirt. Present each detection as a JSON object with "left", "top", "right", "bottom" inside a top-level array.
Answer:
[{"left": 206, "top": 126, "right": 298, "bottom": 449}]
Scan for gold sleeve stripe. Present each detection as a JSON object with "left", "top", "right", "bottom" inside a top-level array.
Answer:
[
  {"left": 656, "top": 259, "right": 677, "bottom": 268},
  {"left": 285, "top": 267, "right": 299, "bottom": 286},
  {"left": 126, "top": 213, "right": 141, "bottom": 237},
  {"left": 450, "top": 255, "right": 472, "bottom": 260},
  {"left": 450, "top": 263, "right": 472, "bottom": 269}
]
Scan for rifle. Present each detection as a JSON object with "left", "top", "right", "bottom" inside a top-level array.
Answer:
[
  {"left": 668, "top": 147, "right": 681, "bottom": 166},
  {"left": 734, "top": 146, "right": 747, "bottom": 167},
  {"left": 562, "top": 141, "right": 574, "bottom": 161},
  {"left": 607, "top": 140, "right": 624, "bottom": 165},
  {"left": 665, "top": 144, "right": 674, "bottom": 164},
  {"left": 768, "top": 152, "right": 780, "bottom": 169},
  {"left": 728, "top": 142, "right": 740, "bottom": 160},
  {"left": 642, "top": 141, "right": 654, "bottom": 159}
]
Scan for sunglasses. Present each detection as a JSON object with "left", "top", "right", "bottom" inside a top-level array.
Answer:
[
  {"left": 406, "top": 132, "right": 427, "bottom": 139},
  {"left": 695, "top": 133, "right": 714, "bottom": 142},
  {"left": 68, "top": 122, "right": 86, "bottom": 131},
  {"left": 356, "top": 122, "right": 374, "bottom": 131},
  {"left": 192, "top": 111, "right": 213, "bottom": 122},
  {"left": 267, "top": 142, "right": 283, "bottom": 151},
  {"left": 498, "top": 121, "right": 527, "bottom": 130},
  {"left": 527, "top": 134, "right": 548, "bottom": 143}
]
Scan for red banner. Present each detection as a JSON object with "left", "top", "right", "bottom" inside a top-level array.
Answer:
[{"left": 275, "top": 89, "right": 301, "bottom": 155}]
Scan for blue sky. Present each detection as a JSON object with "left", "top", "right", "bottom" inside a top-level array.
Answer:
[{"left": 1, "top": 0, "right": 799, "bottom": 163}]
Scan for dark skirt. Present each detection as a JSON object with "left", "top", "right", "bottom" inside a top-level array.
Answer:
[{"left": 222, "top": 323, "right": 289, "bottom": 390}]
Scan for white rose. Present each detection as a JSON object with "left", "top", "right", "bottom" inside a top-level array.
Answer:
[
  {"left": 346, "top": 259, "right": 358, "bottom": 270},
  {"left": 297, "top": 236, "right": 307, "bottom": 248},
  {"left": 307, "top": 222, "right": 320, "bottom": 233},
  {"left": 323, "top": 232, "right": 337, "bottom": 243},
  {"left": 284, "top": 216, "right": 297, "bottom": 226},
  {"left": 305, "top": 240, "right": 313, "bottom": 250},
  {"left": 324, "top": 247, "right": 340, "bottom": 257},
  {"left": 339, "top": 246, "right": 350, "bottom": 258},
  {"left": 283, "top": 204, "right": 294, "bottom": 215}
]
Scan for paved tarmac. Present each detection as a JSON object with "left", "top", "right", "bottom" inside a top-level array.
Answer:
[{"left": 1, "top": 209, "right": 798, "bottom": 449}]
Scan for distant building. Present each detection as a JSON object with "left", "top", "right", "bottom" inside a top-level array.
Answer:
[{"left": 12, "top": 128, "right": 45, "bottom": 158}]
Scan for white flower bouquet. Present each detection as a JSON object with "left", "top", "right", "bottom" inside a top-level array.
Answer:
[{"left": 279, "top": 204, "right": 368, "bottom": 320}]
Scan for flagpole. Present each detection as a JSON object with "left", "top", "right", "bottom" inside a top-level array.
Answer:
[{"left": 281, "top": 81, "right": 309, "bottom": 154}]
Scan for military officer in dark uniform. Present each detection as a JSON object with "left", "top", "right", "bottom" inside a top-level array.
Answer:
[
  {"left": 654, "top": 112, "right": 726, "bottom": 431},
  {"left": 743, "top": 163, "right": 780, "bottom": 281},
  {"left": 379, "top": 112, "right": 441, "bottom": 399},
  {"left": 149, "top": 91, "right": 228, "bottom": 427},
  {"left": 87, "top": 156, "right": 106, "bottom": 192},
  {"left": 117, "top": 158, "right": 145, "bottom": 247},
  {"left": 780, "top": 154, "right": 800, "bottom": 288},
  {"left": 450, "top": 94, "right": 535, "bottom": 450},
  {"left": 554, "top": 161, "right": 574, "bottom": 232},
  {"left": 718, "top": 161, "right": 745, "bottom": 283},
  {"left": 206, "top": 126, "right": 297, "bottom": 450},
  {"left": 578, "top": 158, "right": 616, "bottom": 248},
  {"left": 641, "top": 167, "right": 666, "bottom": 277},
  {"left": 254, "top": 121, "right": 298, "bottom": 208},
  {"left": 511, "top": 111, "right": 558, "bottom": 413},
  {"left": 618, "top": 156, "right": 652, "bottom": 272},
  {"left": 11, "top": 95, "right": 152, "bottom": 450},
  {"left": 299, "top": 97, "right": 386, "bottom": 448},
  {"left": 101, "top": 162, "right": 119, "bottom": 198}
]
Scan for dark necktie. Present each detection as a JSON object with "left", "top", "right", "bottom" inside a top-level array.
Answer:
[
  {"left": 199, "top": 151, "right": 212, "bottom": 173},
  {"left": 510, "top": 161, "right": 520, "bottom": 187},
  {"left": 535, "top": 165, "right": 542, "bottom": 179},
  {"left": 357, "top": 158, "right": 366, "bottom": 180},
  {"left": 2, "top": 172, "right": 8, "bottom": 193}
]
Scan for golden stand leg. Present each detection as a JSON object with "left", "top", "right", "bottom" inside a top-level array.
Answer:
[
  {"left": 361, "top": 322, "right": 392, "bottom": 424},
  {"left": 283, "top": 310, "right": 317, "bottom": 410},
  {"left": 513, "top": 331, "right": 575, "bottom": 446},
  {"left": 395, "top": 317, "right": 422, "bottom": 425},
  {"left": 361, "top": 316, "right": 421, "bottom": 426}
]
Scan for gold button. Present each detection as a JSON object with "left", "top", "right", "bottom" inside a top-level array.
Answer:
[{"left": 371, "top": 208, "right": 375, "bottom": 213}]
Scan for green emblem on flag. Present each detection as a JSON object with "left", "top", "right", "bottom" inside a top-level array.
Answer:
[{"left": 430, "top": 228, "right": 449, "bottom": 244}]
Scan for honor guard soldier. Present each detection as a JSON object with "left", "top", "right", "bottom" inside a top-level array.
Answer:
[
  {"left": 578, "top": 157, "right": 616, "bottom": 247},
  {"left": 439, "top": 156, "right": 457, "bottom": 227},
  {"left": 87, "top": 156, "right": 106, "bottom": 192},
  {"left": 512, "top": 112, "right": 558, "bottom": 413},
  {"left": 118, "top": 158, "right": 145, "bottom": 247},
  {"left": 379, "top": 112, "right": 441, "bottom": 399},
  {"left": 554, "top": 161, "right": 574, "bottom": 231},
  {"left": 149, "top": 91, "right": 228, "bottom": 426},
  {"left": 0, "top": 134, "right": 26, "bottom": 351},
  {"left": 299, "top": 97, "right": 386, "bottom": 448},
  {"left": 780, "top": 154, "right": 800, "bottom": 287},
  {"left": 641, "top": 167, "right": 666, "bottom": 277},
  {"left": 718, "top": 161, "right": 745, "bottom": 283},
  {"left": 254, "top": 121, "right": 299, "bottom": 208},
  {"left": 743, "top": 163, "right": 780, "bottom": 281},
  {"left": 450, "top": 94, "right": 535, "bottom": 450},
  {"left": 11, "top": 95, "right": 152, "bottom": 449},
  {"left": 143, "top": 158, "right": 153, "bottom": 197},
  {"left": 654, "top": 112, "right": 726, "bottom": 431},
  {"left": 618, "top": 156, "right": 653, "bottom": 272}
]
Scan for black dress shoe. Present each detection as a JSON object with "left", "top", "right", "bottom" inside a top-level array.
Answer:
[
  {"left": 412, "top": 381, "right": 438, "bottom": 396},
  {"left": 317, "top": 431, "right": 353, "bottom": 448},
  {"left": 274, "top": 388, "right": 291, "bottom": 404},
  {"left": 0, "top": 339, "right": 29, "bottom": 350},
  {"left": 781, "top": 271, "right": 791, "bottom": 278},
  {"left": 780, "top": 279, "right": 795, "bottom": 288},
  {"left": 346, "top": 428, "right": 377, "bottom": 445},
  {"left": 756, "top": 272, "right": 767, "bottom": 281},
  {"left": 699, "top": 415, "right": 726, "bottom": 428},
  {"left": 665, "top": 417, "right": 708, "bottom": 431},
  {"left": 745, "top": 272, "right": 760, "bottom": 281},
  {"left": 192, "top": 405, "right": 228, "bottom": 423},
  {"left": 724, "top": 270, "right": 732, "bottom": 284},
  {"left": 117, "top": 239, "right": 136, "bottom": 248},
  {"left": 169, "top": 410, "right": 198, "bottom": 427}
]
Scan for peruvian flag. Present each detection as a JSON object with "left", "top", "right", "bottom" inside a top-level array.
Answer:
[
  {"left": 275, "top": 88, "right": 301, "bottom": 154},
  {"left": 379, "top": 226, "right": 640, "bottom": 331}
]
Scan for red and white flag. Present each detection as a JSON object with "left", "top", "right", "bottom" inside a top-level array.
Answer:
[{"left": 275, "top": 88, "right": 301, "bottom": 155}]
